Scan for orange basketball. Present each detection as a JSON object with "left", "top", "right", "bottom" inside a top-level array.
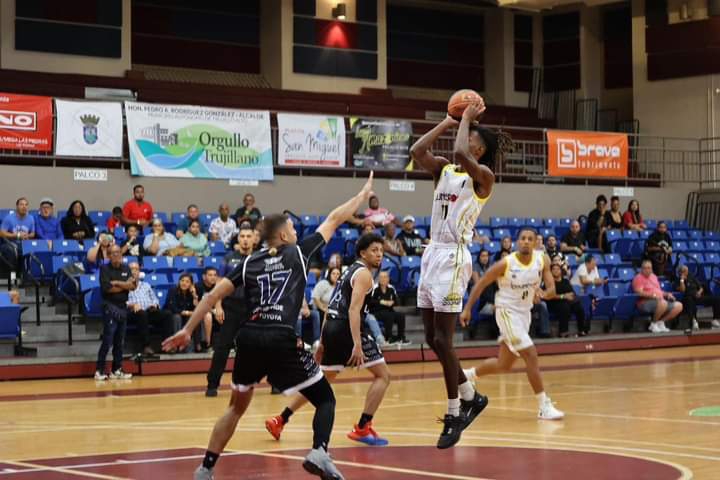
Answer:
[{"left": 447, "top": 89, "right": 484, "bottom": 119}]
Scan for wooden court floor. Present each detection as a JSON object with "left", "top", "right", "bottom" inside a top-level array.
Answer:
[{"left": 1, "top": 345, "right": 719, "bottom": 479}]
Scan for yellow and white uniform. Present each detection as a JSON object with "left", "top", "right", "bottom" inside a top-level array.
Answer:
[
  {"left": 495, "top": 251, "right": 544, "bottom": 355},
  {"left": 418, "top": 164, "right": 488, "bottom": 313}
]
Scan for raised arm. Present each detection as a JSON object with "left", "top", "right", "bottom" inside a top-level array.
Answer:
[
  {"left": 460, "top": 258, "right": 507, "bottom": 326},
  {"left": 409, "top": 117, "right": 455, "bottom": 180},
  {"left": 454, "top": 103, "right": 494, "bottom": 199},
  {"left": 316, "top": 172, "right": 374, "bottom": 243},
  {"left": 347, "top": 268, "right": 373, "bottom": 367}
]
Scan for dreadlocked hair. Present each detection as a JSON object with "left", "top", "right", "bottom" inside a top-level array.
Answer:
[{"left": 470, "top": 125, "right": 514, "bottom": 169}]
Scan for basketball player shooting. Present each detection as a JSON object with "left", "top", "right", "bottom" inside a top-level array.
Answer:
[
  {"left": 410, "top": 91, "right": 512, "bottom": 449},
  {"left": 460, "top": 228, "right": 565, "bottom": 420}
]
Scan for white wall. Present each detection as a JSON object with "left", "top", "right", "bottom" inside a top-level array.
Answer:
[{"left": 0, "top": 0, "right": 131, "bottom": 77}]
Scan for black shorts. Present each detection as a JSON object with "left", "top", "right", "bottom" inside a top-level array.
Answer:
[
  {"left": 321, "top": 319, "right": 385, "bottom": 372},
  {"left": 232, "top": 326, "right": 322, "bottom": 395}
]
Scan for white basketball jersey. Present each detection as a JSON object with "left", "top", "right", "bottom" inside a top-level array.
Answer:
[
  {"left": 430, "top": 164, "right": 488, "bottom": 245},
  {"left": 495, "top": 251, "right": 545, "bottom": 311}
]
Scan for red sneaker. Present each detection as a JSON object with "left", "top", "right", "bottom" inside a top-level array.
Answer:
[
  {"left": 265, "top": 415, "right": 285, "bottom": 441},
  {"left": 347, "top": 421, "right": 389, "bottom": 446}
]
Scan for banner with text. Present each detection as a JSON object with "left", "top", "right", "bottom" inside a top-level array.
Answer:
[
  {"left": 277, "top": 113, "right": 345, "bottom": 167},
  {"left": 0, "top": 92, "right": 52, "bottom": 151},
  {"left": 125, "top": 102, "right": 273, "bottom": 180},
  {"left": 55, "top": 99, "right": 123, "bottom": 157},
  {"left": 350, "top": 117, "right": 412, "bottom": 170},
  {"left": 547, "top": 130, "right": 628, "bottom": 178}
]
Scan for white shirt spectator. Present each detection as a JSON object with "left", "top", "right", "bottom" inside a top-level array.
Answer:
[
  {"left": 209, "top": 216, "right": 238, "bottom": 246},
  {"left": 312, "top": 279, "right": 334, "bottom": 308},
  {"left": 571, "top": 262, "right": 600, "bottom": 289},
  {"left": 143, "top": 232, "right": 180, "bottom": 256},
  {"left": 127, "top": 280, "right": 160, "bottom": 310}
]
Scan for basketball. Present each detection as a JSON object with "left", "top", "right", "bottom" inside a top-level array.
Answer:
[{"left": 447, "top": 89, "right": 484, "bottom": 119}]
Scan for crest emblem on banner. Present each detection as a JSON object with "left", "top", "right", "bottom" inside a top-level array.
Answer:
[{"left": 80, "top": 114, "right": 100, "bottom": 145}]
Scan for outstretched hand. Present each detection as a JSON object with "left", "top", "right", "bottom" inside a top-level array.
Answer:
[
  {"left": 161, "top": 329, "right": 191, "bottom": 352},
  {"left": 462, "top": 103, "right": 486, "bottom": 122},
  {"left": 359, "top": 171, "right": 375, "bottom": 201}
]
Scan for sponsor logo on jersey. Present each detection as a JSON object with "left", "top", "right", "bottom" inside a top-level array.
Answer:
[
  {"left": 434, "top": 192, "right": 458, "bottom": 202},
  {"left": 441, "top": 292, "right": 462, "bottom": 306}
]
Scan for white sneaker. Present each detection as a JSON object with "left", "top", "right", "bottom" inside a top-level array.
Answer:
[
  {"left": 94, "top": 371, "right": 107, "bottom": 381},
  {"left": 711, "top": 320, "right": 720, "bottom": 329},
  {"left": 109, "top": 369, "right": 132, "bottom": 380},
  {"left": 660, "top": 323, "right": 671, "bottom": 332},
  {"left": 194, "top": 465, "right": 214, "bottom": 480},
  {"left": 692, "top": 319, "right": 700, "bottom": 330},
  {"left": 648, "top": 322, "right": 662, "bottom": 333},
  {"left": 538, "top": 398, "right": 564, "bottom": 420}
]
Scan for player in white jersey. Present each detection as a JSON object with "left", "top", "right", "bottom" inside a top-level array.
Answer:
[
  {"left": 460, "top": 228, "right": 565, "bottom": 420},
  {"left": 410, "top": 102, "right": 513, "bottom": 448}
]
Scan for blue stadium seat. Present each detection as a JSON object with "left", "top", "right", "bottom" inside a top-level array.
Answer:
[
  {"left": 606, "top": 230, "right": 622, "bottom": 244},
  {"left": 586, "top": 284, "right": 607, "bottom": 298},
  {"left": 414, "top": 216, "right": 429, "bottom": 228},
  {"left": 674, "top": 241, "right": 688, "bottom": 252},
  {"left": 602, "top": 253, "right": 621, "bottom": 265},
  {"left": 153, "top": 212, "right": 169, "bottom": 223},
  {"left": 687, "top": 241, "right": 704, "bottom": 253},
  {"left": 540, "top": 227, "right": 555, "bottom": 238},
  {"left": 155, "top": 288, "right": 169, "bottom": 309},
  {"left": 686, "top": 252, "right": 705, "bottom": 264},
  {"left": 413, "top": 227, "right": 427, "bottom": 239},
  {"left": 205, "top": 255, "right": 225, "bottom": 273},
  {"left": 508, "top": 217, "right": 524, "bottom": 229},
  {"left": 613, "top": 294, "right": 642, "bottom": 330},
  {"left": 400, "top": 256, "right": 422, "bottom": 291},
  {"left": 171, "top": 212, "right": 186, "bottom": 225},
  {"left": 52, "top": 255, "right": 76, "bottom": 275},
  {"left": 622, "top": 230, "right": 639, "bottom": 239},
  {"left": 208, "top": 241, "right": 227, "bottom": 256},
  {"left": 639, "top": 230, "right": 652, "bottom": 240},
  {"left": 0, "top": 302, "right": 22, "bottom": 341},
  {"left": 300, "top": 215, "right": 320, "bottom": 235},
  {"left": 145, "top": 273, "right": 173, "bottom": 290},
  {"left": 0, "top": 209, "right": 14, "bottom": 221},
  {"left": 492, "top": 228, "right": 511, "bottom": 240},
  {"left": 22, "top": 239, "right": 53, "bottom": 280},
  {"left": 566, "top": 255, "right": 577, "bottom": 268},
  {"left": 543, "top": 218, "right": 559, "bottom": 227},
  {"left": 143, "top": 256, "right": 174, "bottom": 273},
  {"left": 175, "top": 256, "right": 202, "bottom": 273},
  {"left": 688, "top": 230, "right": 702, "bottom": 240},
  {"left": 381, "top": 257, "right": 400, "bottom": 285},
  {"left": 52, "top": 240, "right": 85, "bottom": 259},
  {"left": 608, "top": 281, "right": 630, "bottom": 297},
  {"left": 704, "top": 231, "right": 719, "bottom": 241},
  {"left": 705, "top": 253, "right": 720, "bottom": 265},
  {"left": 525, "top": 218, "right": 542, "bottom": 228},
  {"left": 475, "top": 227, "right": 491, "bottom": 239},
  {"left": 79, "top": 274, "right": 102, "bottom": 318},
  {"left": 673, "top": 231, "right": 688, "bottom": 240},
  {"left": 705, "top": 240, "right": 720, "bottom": 252},
  {"left": 614, "top": 267, "right": 635, "bottom": 281},
  {"left": 307, "top": 271, "right": 318, "bottom": 288},
  {"left": 200, "top": 213, "right": 216, "bottom": 227},
  {"left": 485, "top": 241, "right": 500, "bottom": 254},
  {"left": 645, "top": 219, "right": 658, "bottom": 230},
  {"left": 171, "top": 271, "right": 199, "bottom": 285},
  {"left": 489, "top": 217, "right": 507, "bottom": 228},
  {"left": 88, "top": 210, "right": 111, "bottom": 226},
  {"left": 674, "top": 220, "right": 690, "bottom": 230}
]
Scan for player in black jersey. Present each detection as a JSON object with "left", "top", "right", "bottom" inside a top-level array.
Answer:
[
  {"left": 265, "top": 233, "right": 391, "bottom": 446},
  {"left": 162, "top": 173, "right": 374, "bottom": 480}
]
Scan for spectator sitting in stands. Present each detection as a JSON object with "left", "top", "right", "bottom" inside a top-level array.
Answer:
[
  {"left": 397, "top": 215, "right": 427, "bottom": 257},
  {"left": 35, "top": 198, "right": 62, "bottom": 242},
  {"left": 209, "top": 202, "right": 238, "bottom": 248},
  {"left": 586, "top": 195, "right": 608, "bottom": 250},
  {"left": 382, "top": 222, "right": 405, "bottom": 259},
  {"left": 122, "top": 185, "right": 153, "bottom": 228},
  {"left": 87, "top": 232, "right": 115, "bottom": 267},
  {"left": 467, "top": 249, "right": 496, "bottom": 339},
  {"left": 312, "top": 267, "right": 341, "bottom": 321},
  {"left": 473, "top": 228, "right": 491, "bottom": 246},
  {"left": 143, "top": 219, "right": 180, "bottom": 256},
  {"left": 223, "top": 225, "right": 254, "bottom": 274},
  {"left": 361, "top": 221, "right": 376, "bottom": 235},
  {"left": 561, "top": 220, "right": 587, "bottom": 259},
  {"left": 127, "top": 262, "right": 169, "bottom": 355},
  {"left": 195, "top": 266, "right": 222, "bottom": 352},
  {"left": 297, "top": 297, "right": 321, "bottom": 351},
  {"left": 623, "top": 199, "right": 646, "bottom": 231},
  {"left": 605, "top": 195, "right": 624, "bottom": 232},
  {"left": 570, "top": 255, "right": 608, "bottom": 293},
  {"left": 107, "top": 207, "right": 123, "bottom": 234},
  {"left": 545, "top": 262, "right": 589, "bottom": 337},
  {"left": 364, "top": 195, "right": 397, "bottom": 227},
  {"left": 180, "top": 219, "right": 210, "bottom": 257},
  {"left": 633, "top": 259, "right": 682, "bottom": 333},
  {"left": 494, "top": 236, "right": 513, "bottom": 262},
  {"left": 61, "top": 200, "right": 95, "bottom": 241},
  {"left": 120, "top": 224, "right": 141, "bottom": 257},
  {"left": 675, "top": 265, "right": 720, "bottom": 330},
  {"left": 164, "top": 273, "right": 198, "bottom": 353},
  {"left": 175, "top": 204, "right": 204, "bottom": 239},
  {"left": 532, "top": 290, "right": 551, "bottom": 339},
  {"left": 644, "top": 221, "right": 672, "bottom": 276},
  {"left": 368, "top": 271, "right": 409, "bottom": 345},
  {"left": 545, "top": 235, "right": 568, "bottom": 276},
  {"left": 535, "top": 234, "right": 545, "bottom": 252},
  {"left": 234, "top": 193, "right": 262, "bottom": 227},
  {"left": 0, "top": 197, "right": 35, "bottom": 275}
]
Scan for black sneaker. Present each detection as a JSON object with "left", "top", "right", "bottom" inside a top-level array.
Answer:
[
  {"left": 205, "top": 388, "right": 218, "bottom": 397},
  {"left": 436, "top": 414, "right": 465, "bottom": 449},
  {"left": 460, "top": 392, "right": 488, "bottom": 431}
]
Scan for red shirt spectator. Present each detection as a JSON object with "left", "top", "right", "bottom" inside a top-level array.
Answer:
[
  {"left": 623, "top": 199, "right": 646, "bottom": 231},
  {"left": 107, "top": 206, "right": 123, "bottom": 233},
  {"left": 122, "top": 185, "right": 153, "bottom": 226}
]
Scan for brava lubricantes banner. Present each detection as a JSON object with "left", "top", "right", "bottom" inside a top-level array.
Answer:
[
  {"left": 547, "top": 130, "right": 628, "bottom": 178},
  {"left": 277, "top": 113, "right": 345, "bottom": 167},
  {"left": 350, "top": 117, "right": 412, "bottom": 170},
  {"left": 0, "top": 93, "right": 53, "bottom": 151},
  {"left": 125, "top": 102, "right": 273, "bottom": 180}
]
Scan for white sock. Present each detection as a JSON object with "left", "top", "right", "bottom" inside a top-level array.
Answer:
[
  {"left": 458, "top": 381, "right": 475, "bottom": 401},
  {"left": 463, "top": 367, "right": 476, "bottom": 383},
  {"left": 448, "top": 397, "right": 461, "bottom": 417},
  {"left": 536, "top": 391, "right": 548, "bottom": 407}
]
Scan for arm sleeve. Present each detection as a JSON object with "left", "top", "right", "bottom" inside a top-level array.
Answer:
[
  {"left": 225, "top": 256, "right": 249, "bottom": 288},
  {"left": 300, "top": 232, "right": 326, "bottom": 259}
]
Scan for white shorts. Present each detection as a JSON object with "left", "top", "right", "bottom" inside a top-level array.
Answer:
[
  {"left": 417, "top": 242, "right": 472, "bottom": 313},
  {"left": 495, "top": 306, "right": 534, "bottom": 356}
]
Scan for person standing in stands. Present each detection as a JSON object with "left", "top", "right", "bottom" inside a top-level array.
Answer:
[
  {"left": 644, "top": 221, "right": 673, "bottom": 276},
  {"left": 95, "top": 245, "right": 135, "bottom": 381},
  {"left": 61, "top": 200, "right": 95, "bottom": 241},
  {"left": 234, "top": 193, "right": 262, "bottom": 227},
  {"left": 368, "top": 271, "right": 409, "bottom": 345},
  {"left": 545, "top": 262, "right": 588, "bottom": 337},
  {"left": 223, "top": 225, "right": 255, "bottom": 275},
  {"left": 34, "top": 198, "right": 63, "bottom": 242},
  {"left": 122, "top": 185, "right": 153, "bottom": 228}
]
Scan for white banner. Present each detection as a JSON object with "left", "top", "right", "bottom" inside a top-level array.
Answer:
[
  {"left": 125, "top": 102, "right": 273, "bottom": 180},
  {"left": 277, "top": 113, "right": 345, "bottom": 167},
  {"left": 55, "top": 99, "right": 123, "bottom": 157}
]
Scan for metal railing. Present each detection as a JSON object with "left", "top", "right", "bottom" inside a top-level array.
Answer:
[{"left": 0, "top": 114, "right": 711, "bottom": 187}]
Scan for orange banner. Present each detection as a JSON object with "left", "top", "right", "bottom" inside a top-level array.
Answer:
[
  {"left": 546, "top": 130, "right": 628, "bottom": 178},
  {"left": 0, "top": 92, "right": 53, "bottom": 151}
]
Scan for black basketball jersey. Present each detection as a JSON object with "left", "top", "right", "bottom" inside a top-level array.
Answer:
[
  {"left": 227, "top": 232, "right": 325, "bottom": 331},
  {"left": 326, "top": 260, "right": 371, "bottom": 323}
]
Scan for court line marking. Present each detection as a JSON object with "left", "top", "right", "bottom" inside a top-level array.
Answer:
[{"left": 0, "top": 459, "right": 128, "bottom": 479}]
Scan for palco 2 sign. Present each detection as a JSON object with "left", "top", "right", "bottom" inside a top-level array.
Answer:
[{"left": 73, "top": 168, "right": 108, "bottom": 182}]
